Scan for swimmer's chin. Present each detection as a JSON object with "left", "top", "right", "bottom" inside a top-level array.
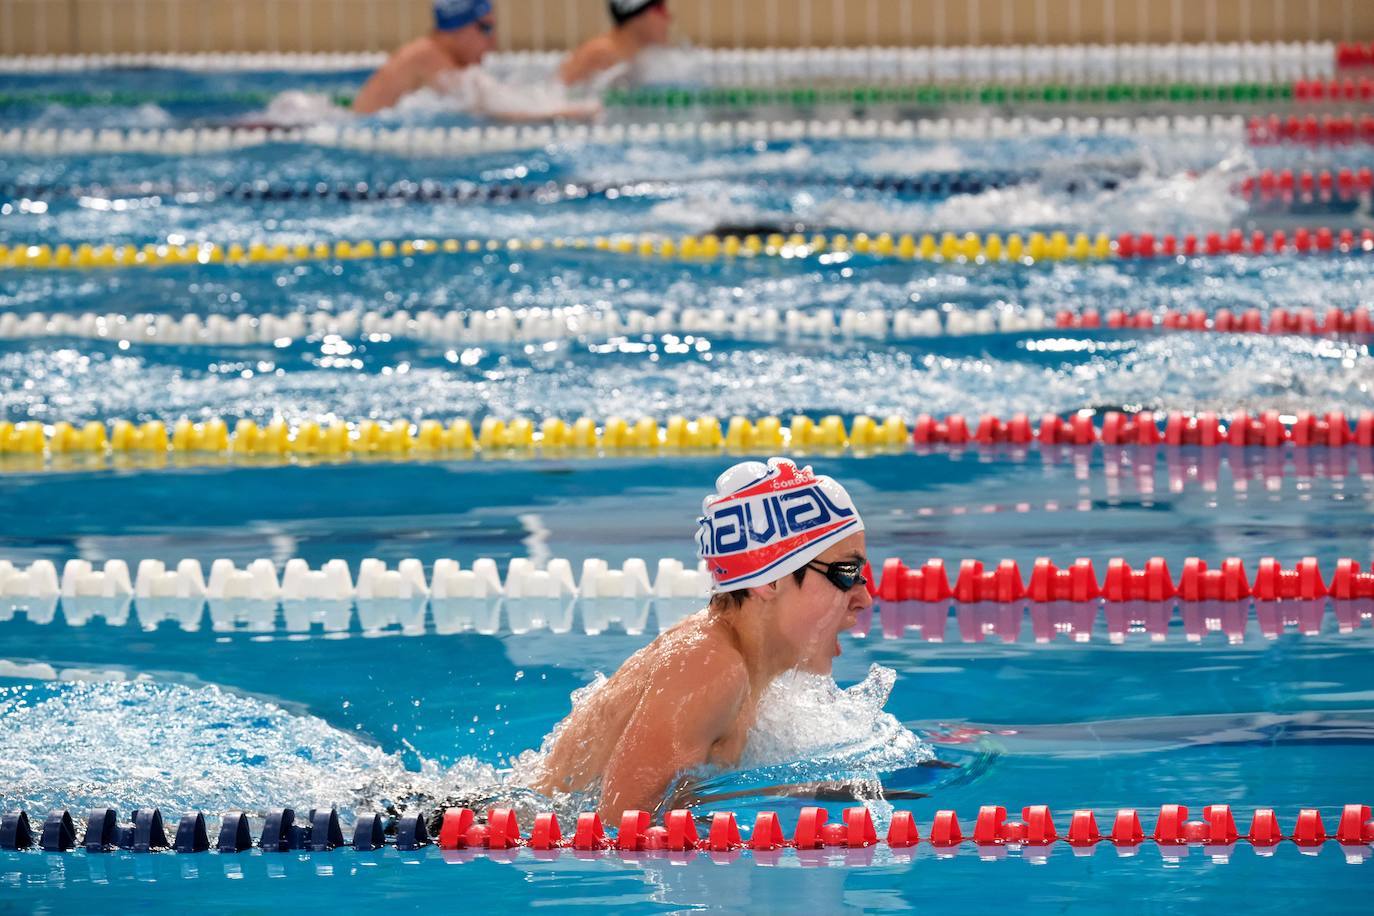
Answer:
[{"left": 796, "top": 637, "right": 841, "bottom": 675}]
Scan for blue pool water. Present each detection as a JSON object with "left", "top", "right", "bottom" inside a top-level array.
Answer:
[{"left": 2, "top": 66, "right": 1373, "bottom": 913}]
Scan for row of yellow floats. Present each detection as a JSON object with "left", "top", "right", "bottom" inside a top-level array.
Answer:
[
  {"left": 0, "top": 413, "right": 913, "bottom": 463},
  {"left": 0, "top": 229, "right": 1119, "bottom": 271}
]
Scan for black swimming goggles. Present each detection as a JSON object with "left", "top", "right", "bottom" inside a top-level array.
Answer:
[{"left": 804, "top": 559, "right": 867, "bottom": 592}]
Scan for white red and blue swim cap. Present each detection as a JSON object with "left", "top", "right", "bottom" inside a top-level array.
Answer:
[
  {"left": 434, "top": 0, "right": 492, "bottom": 32},
  {"left": 697, "top": 457, "right": 864, "bottom": 593}
]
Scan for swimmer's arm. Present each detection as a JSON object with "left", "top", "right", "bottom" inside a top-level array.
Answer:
[
  {"left": 352, "top": 53, "right": 424, "bottom": 115},
  {"left": 596, "top": 653, "right": 748, "bottom": 820},
  {"left": 558, "top": 42, "right": 619, "bottom": 87}
]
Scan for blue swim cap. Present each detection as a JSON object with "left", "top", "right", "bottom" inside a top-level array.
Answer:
[{"left": 434, "top": 0, "right": 492, "bottom": 32}]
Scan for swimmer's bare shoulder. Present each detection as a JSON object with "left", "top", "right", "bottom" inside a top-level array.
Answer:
[
  {"left": 560, "top": 35, "right": 624, "bottom": 86},
  {"left": 353, "top": 37, "right": 453, "bottom": 114},
  {"left": 596, "top": 611, "right": 750, "bottom": 817}
]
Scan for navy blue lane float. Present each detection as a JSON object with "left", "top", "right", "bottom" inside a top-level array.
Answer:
[{"left": 0, "top": 167, "right": 1111, "bottom": 207}]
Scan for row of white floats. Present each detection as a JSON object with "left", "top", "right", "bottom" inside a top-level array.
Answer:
[
  {"left": 0, "top": 115, "right": 1248, "bottom": 157},
  {"left": 0, "top": 556, "right": 711, "bottom": 634},
  {"left": 0, "top": 42, "right": 1335, "bottom": 84},
  {"left": 0, "top": 304, "right": 1056, "bottom": 347}
]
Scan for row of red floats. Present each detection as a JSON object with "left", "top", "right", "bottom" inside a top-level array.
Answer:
[
  {"left": 1247, "top": 113, "right": 1374, "bottom": 143},
  {"left": 1113, "top": 226, "right": 1373, "bottom": 256},
  {"left": 910, "top": 410, "right": 1374, "bottom": 449},
  {"left": 874, "top": 555, "right": 1374, "bottom": 604},
  {"left": 1291, "top": 77, "right": 1374, "bottom": 101},
  {"left": 1335, "top": 42, "right": 1374, "bottom": 68},
  {"left": 1238, "top": 167, "right": 1374, "bottom": 198},
  {"left": 1052, "top": 305, "right": 1374, "bottom": 335},
  {"left": 436, "top": 804, "right": 1373, "bottom": 853}
]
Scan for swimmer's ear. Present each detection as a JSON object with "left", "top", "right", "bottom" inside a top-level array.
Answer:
[{"left": 749, "top": 580, "right": 781, "bottom": 602}]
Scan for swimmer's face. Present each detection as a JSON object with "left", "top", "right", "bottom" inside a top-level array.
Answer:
[
  {"left": 627, "top": 3, "right": 672, "bottom": 45},
  {"left": 644, "top": 5, "right": 672, "bottom": 44},
  {"left": 439, "top": 15, "right": 497, "bottom": 65},
  {"left": 769, "top": 532, "right": 871, "bottom": 675}
]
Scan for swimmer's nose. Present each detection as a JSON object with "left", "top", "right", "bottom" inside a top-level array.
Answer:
[{"left": 851, "top": 582, "right": 874, "bottom": 611}]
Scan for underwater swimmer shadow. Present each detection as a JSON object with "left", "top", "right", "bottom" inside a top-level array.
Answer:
[
  {"left": 669, "top": 757, "right": 960, "bottom": 808},
  {"left": 920, "top": 709, "right": 1374, "bottom": 757}
]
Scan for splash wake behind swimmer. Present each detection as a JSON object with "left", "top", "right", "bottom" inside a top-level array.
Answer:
[{"left": 0, "top": 663, "right": 930, "bottom": 828}]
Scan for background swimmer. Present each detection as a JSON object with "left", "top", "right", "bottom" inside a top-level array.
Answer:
[
  {"left": 560, "top": 0, "right": 673, "bottom": 87},
  {"left": 353, "top": 0, "right": 600, "bottom": 120},
  {"left": 526, "top": 458, "right": 874, "bottom": 819}
]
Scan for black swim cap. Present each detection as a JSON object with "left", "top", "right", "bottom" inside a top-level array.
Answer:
[{"left": 609, "top": 0, "right": 663, "bottom": 25}]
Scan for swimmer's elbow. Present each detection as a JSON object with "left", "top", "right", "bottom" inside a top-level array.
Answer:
[{"left": 351, "top": 84, "right": 390, "bottom": 115}]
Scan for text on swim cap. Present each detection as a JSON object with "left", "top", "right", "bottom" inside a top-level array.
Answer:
[{"left": 702, "top": 486, "right": 856, "bottom": 555}]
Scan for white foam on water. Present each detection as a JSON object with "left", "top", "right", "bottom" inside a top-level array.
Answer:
[
  {"left": 744, "top": 664, "right": 928, "bottom": 772},
  {"left": 813, "top": 163, "right": 1249, "bottom": 235},
  {"left": 860, "top": 143, "right": 967, "bottom": 175},
  {"left": 0, "top": 680, "right": 488, "bottom": 818},
  {"left": 0, "top": 658, "right": 934, "bottom": 819},
  {"left": 674, "top": 664, "right": 932, "bottom": 821}
]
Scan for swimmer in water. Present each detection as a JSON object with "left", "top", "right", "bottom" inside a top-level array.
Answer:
[
  {"left": 352, "top": 0, "right": 600, "bottom": 120},
  {"left": 559, "top": 0, "right": 673, "bottom": 87},
  {"left": 527, "top": 457, "right": 872, "bottom": 819}
]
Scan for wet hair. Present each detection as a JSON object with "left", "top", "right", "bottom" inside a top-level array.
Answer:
[{"left": 709, "top": 566, "right": 807, "bottom": 611}]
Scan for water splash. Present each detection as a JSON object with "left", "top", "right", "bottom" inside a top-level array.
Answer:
[
  {"left": 0, "top": 680, "right": 474, "bottom": 818},
  {"left": 680, "top": 665, "right": 932, "bottom": 822},
  {"left": 0, "top": 663, "right": 930, "bottom": 824}
]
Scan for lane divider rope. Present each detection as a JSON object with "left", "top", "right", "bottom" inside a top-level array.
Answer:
[
  {"left": 6, "top": 78, "right": 1365, "bottom": 111},
  {"left": 0, "top": 114, "right": 1250, "bottom": 158},
  {"left": 606, "top": 79, "right": 1367, "bottom": 109},
  {"left": 0, "top": 41, "right": 1337, "bottom": 82},
  {"left": 0, "top": 166, "right": 1088, "bottom": 203},
  {"left": 1247, "top": 112, "right": 1374, "bottom": 143},
  {"left": 1, "top": 303, "right": 1369, "bottom": 348},
  {"left": 2, "top": 552, "right": 1371, "bottom": 639},
  {"left": 4, "top": 225, "right": 1372, "bottom": 273},
  {"left": 6, "top": 168, "right": 1368, "bottom": 215},
  {"left": 1, "top": 411, "right": 1373, "bottom": 475},
  {"left": 2, "top": 804, "right": 1370, "bottom": 861},
  {"left": 1241, "top": 166, "right": 1374, "bottom": 200}
]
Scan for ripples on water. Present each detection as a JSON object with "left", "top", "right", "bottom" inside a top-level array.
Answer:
[{"left": 1, "top": 334, "right": 1368, "bottom": 424}]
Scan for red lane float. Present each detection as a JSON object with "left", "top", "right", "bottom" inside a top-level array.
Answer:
[
  {"left": 1247, "top": 113, "right": 1374, "bottom": 144},
  {"left": 1240, "top": 167, "right": 1374, "bottom": 200},
  {"left": 1335, "top": 42, "right": 1374, "bottom": 69},
  {"left": 427, "top": 804, "right": 1374, "bottom": 859},
  {"left": 1051, "top": 305, "right": 1374, "bottom": 338},
  {"left": 911, "top": 410, "right": 1374, "bottom": 449},
  {"left": 877, "top": 555, "right": 1374, "bottom": 605},
  {"left": 1291, "top": 77, "right": 1374, "bottom": 102},
  {"left": 1109, "top": 227, "right": 1374, "bottom": 255}
]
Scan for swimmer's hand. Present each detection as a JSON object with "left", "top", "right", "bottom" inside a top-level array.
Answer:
[{"left": 554, "top": 99, "right": 604, "bottom": 123}]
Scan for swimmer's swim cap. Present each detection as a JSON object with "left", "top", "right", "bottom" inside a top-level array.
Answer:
[
  {"left": 434, "top": 0, "right": 492, "bottom": 32},
  {"left": 697, "top": 457, "right": 864, "bottom": 593},
  {"left": 609, "top": 0, "right": 663, "bottom": 25}
]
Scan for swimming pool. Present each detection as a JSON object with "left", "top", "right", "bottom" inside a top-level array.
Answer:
[{"left": 2, "top": 58, "right": 1373, "bottom": 913}]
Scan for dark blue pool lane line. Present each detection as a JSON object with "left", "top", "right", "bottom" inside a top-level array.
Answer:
[
  {"left": 0, "top": 167, "right": 1108, "bottom": 206},
  {"left": 0, "top": 807, "right": 427, "bottom": 854},
  {"left": 2, "top": 804, "right": 1371, "bottom": 862}
]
